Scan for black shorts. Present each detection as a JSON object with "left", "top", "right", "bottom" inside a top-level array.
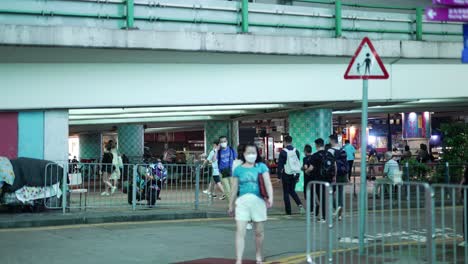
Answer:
[{"left": 213, "top": 175, "right": 221, "bottom": 183}]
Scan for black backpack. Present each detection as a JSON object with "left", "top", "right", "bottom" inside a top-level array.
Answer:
[
  {"left": 319, "top": 150, "right": 335, "bottom": 182},
  {"left": 334, "top": 148, "right": 349, "bottom": 177}
]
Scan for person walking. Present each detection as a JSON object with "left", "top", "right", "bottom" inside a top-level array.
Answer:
[
  {"left": 277, "top": 135, "right": 304, "bottom": 215},
  {"left": 100, "top": 140, "right": 123, "bottom": 196},
  {"left": 328, "top": 134, "right": 347, "bottom": 220},
  {"left": 218, "top": 136, "right": 237, "bottom": 203},
  {"left": 310, "top": 138, "right": 333, "bottom": 222},
  {"left": 229, "top": 144, "right": 274, "bottom": 264},
  {"left": 303, "top": 144, "right": 319, "bottom": 214},
  {"left": 343, "top": 140, "right": 356, "bottom": 181},
  {"left": 203, "top": 141, "right": 226, "bottom": 200}
]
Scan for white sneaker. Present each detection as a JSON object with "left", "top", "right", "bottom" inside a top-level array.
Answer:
[
  {"left": 101, "top": 192, "right": 110, "bottom": 196},
  {"left": 299, "top": 205, "right": 305, "bottom": 215},
  {"left": 458, "top": 241, "right": 467, "bottom": 247},
  {"left": 334, "top": 206, "right": 342, "bottom": 219},
  {"left": 317, "top": 219, "right": 327, "bottom": 224},
  {"left": 246, "top": 223, "right": 253, "bottom": 230},
  {"left": 203, "top": 190, "right": 211, "bottom": 195},
  {"left": 111, "top": 186, "right": 117, "bottom": 194}
]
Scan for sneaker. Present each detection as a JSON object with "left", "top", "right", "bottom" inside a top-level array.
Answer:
[
  {"left": 338, "top": 216, "right": 343, "bottom": 221},
  {"left": 101, "top": 192, "right": 110, "bottom": 196},
  {"left": 219, "top": 195, "right": 227, "bottom": 200},
  {"left": 111, "top": 186, "right": 117, "bottom": 194},
  {"left": 334, "top": 206, "right": 343, "bottom": 219},
  {"left": 459, "top": 241, "right": 467, "bottom": 247},
  {"left": 317, "top": 219, "right": 327, "bottom": 224},
  {"left": 203, "top": 190, "right": 211, "bottom": 195},
  {"left": 246, "top": 223, "right": 253, "bottom": 230},
  {"left": 299, "top": 205, "right": 305, "bottom": 215}
]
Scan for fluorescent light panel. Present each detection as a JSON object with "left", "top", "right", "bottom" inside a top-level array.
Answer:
[
  {"left": 69, "top": 116, "right": 217, "bottom": 125},
  {"left": 70, "top": 104, "right": 288, "bottom": 115},
  {"left": 70, "top": 110, "right": 249, "bottom": 120}
]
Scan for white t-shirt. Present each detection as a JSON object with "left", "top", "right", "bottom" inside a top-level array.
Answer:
[
  {"left": 207, "top": 150, "right": 220, "bottom": 176},
  {"left": 384, "top": 159, "right": 400, "bottom": 181}
]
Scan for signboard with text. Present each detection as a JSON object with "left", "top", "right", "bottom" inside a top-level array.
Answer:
[
  {"left": 426, "top": 7, "right": 468, "bottom": 21},
  {"left": 433, "top": 0, "right": 468, "bottom": 6},
  {"left": 464, "top": 24, "right": 468, "bottom": 63}
]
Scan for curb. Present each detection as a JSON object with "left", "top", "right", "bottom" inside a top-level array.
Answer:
[{"left": 0, "top": 210, "right": 228, "bottom": 229}]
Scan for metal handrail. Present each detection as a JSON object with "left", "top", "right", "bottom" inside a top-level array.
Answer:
[{"left": 0, "top": 0, "right": 463, "bottom": 39}]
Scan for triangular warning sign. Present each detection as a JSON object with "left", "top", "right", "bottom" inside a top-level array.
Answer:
[{"left": 344, "top": 37, "right": 389, "bottom": 80}]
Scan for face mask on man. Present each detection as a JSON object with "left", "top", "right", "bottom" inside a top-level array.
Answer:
[
  {"left": 220, "top": 142, "right": 228, "bottom": 148},
  {"left": 245, "top": 154, "right": 257, "bottom": 164}
]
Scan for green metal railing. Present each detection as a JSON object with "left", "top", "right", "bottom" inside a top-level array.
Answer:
[{"left": 0, "top": 0, "right": 463, "bottom": 40}]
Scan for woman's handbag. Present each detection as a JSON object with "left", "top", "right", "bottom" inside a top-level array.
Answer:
[{"left": 258, "top": 173, "right": 269, "bottom": 200}]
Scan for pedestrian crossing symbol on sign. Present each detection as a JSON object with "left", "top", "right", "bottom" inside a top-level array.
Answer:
[{"left": 344, "top": 37, "right": 389, "bottom": 80}]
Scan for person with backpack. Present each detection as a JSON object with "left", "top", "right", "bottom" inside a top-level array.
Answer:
[
  {"left": 328, "top": 134, "right": 347, "bottom": 221},
  {"left": 218, "top": 136, "right": 237, "bottom": 203},
  {"left": 277, "top": 135, "right": 304, "bottom": 215},
  {"left": 306, "top": 138, "right": 333, "bottom": 222}
]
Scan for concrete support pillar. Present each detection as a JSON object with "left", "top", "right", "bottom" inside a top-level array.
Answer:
[
  {"left": 288, "top": 109, "right": 332, "bottom": 192},
  {"left": 44, "top": 110, "right": 69, "bottom": 162},
  {"left": 79, "top": 133, "right": 102, "bottom": 161},
  {"left": 117, "top": 124, "right": 144, "bottom": 163},
  {"left": 18, "top": 111, "right": 44, "bottom": 159},
  {"left": 0, "top": 112, "right": 18, "bottom": 159}
]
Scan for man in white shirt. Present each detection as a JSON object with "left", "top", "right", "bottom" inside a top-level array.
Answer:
[
  {"left": 202, "top": 141, "right": 226, "bottom": 200},
  {"left": 375, "top": 151, "right": 400, "bottom": 196}
]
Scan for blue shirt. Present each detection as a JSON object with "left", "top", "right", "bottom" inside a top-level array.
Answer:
[
  {"left": 233, "top": 163, "right": 269, "bottom": 198},
  {"left": 343, "top": 144, "right": 356, "bottom": 161},
  {"left": 218, "top": 147, "right": 237, "bottom": 171}
]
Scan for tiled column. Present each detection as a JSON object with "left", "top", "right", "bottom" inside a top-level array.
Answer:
[
  {"left": 204, "top": 121, "right": 230, "bottom": 154},
  {"left": 288, "top": 109, "right": 333, "bottom": 192},
  {"left": 117, "top": 125, "right": 144, "bottom": 163},
  {"left": 79, "top": 133, "right": 102, "bottom": 160}
]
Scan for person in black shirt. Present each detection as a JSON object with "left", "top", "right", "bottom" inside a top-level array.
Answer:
[{"left": 304, "top": 138, "right": 329, "bottom": 221}]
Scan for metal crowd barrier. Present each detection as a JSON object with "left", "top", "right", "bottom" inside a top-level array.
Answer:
[
  {"left": 305, "top": 181, "right": 468, "bottom": 263},
  {"left": 44, "top": 162, "right": 215, "bottom": 212}
]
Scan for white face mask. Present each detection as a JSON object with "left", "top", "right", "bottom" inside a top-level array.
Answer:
[
  {"left": 245, "top": 154, "right": 257, "bottom": 163},
  {"left": 220, "top": 142, "right": 228, "bottom": 148}
]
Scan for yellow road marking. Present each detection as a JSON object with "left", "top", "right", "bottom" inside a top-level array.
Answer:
[{"left": 0, "top": 216, "right": 280, "bottom": 233}]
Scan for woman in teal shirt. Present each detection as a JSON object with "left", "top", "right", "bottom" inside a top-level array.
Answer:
[{"left": 229, "top": 144, "right": 274, "bottom": 264}]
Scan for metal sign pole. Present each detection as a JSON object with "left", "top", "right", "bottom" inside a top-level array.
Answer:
[{"left": 359, "top": 78, "right": 369, "bottom": 254}]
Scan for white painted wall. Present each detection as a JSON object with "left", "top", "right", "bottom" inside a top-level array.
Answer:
[
  {"left": 44, "top": 110, "right": 69, "bottom": 162},
  {"left": 0, "top": 63, "right": 466, "bottom": 110}
]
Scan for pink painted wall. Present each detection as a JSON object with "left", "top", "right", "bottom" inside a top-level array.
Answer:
[{"left": 0, "top": 112, "right": 18, "bottom": 159}]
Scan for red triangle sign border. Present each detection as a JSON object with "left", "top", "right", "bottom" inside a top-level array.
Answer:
[{"left": 344, "top": 37, "right": 390, "bottom": 80}]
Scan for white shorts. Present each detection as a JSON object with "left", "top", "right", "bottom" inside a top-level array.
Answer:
[{"left": 235, "top": 194, "right": 267, "bottom": 222}]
